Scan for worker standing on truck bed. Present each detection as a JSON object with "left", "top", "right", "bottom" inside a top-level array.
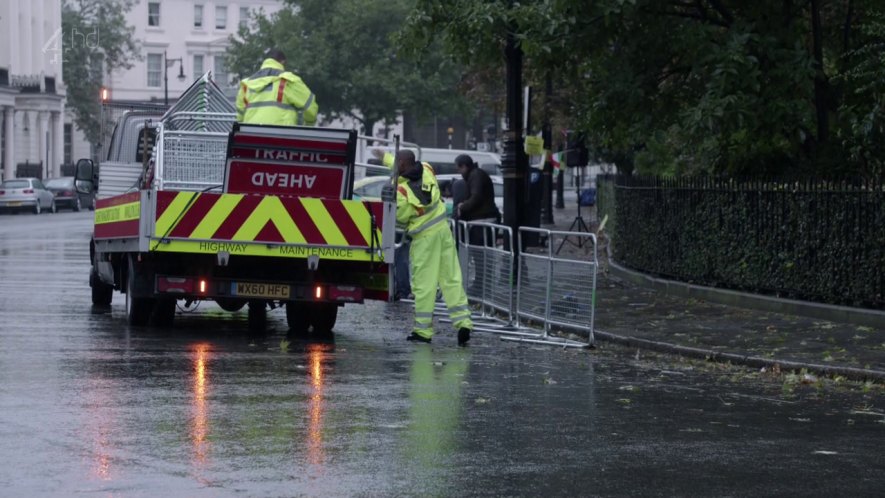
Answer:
[
  {"left": 235, "top": 48, "right": 318, "bottom": 126},
  {"left": 376, "top": 149, "right": 474, "bottom": 345}
]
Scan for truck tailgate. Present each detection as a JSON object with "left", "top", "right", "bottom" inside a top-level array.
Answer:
[{"left": 151, "top": 191, "right": 391, "bottom": 263}]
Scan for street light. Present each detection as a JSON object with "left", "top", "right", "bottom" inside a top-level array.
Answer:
[{"left": 164, "top": 51, "right": 186, "bottom": 106}]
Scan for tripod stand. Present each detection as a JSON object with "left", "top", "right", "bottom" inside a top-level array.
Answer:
[{"left": 557, "top": 166, "right": 590, "bottom": 253}]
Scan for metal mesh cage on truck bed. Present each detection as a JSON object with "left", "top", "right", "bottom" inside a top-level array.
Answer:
[{"left": 154, "top": 71, "right": 237, "bottom": 191}]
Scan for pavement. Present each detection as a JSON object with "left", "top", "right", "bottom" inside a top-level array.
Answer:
[{"left": 540, "top": 189, "right": 885, "bottom": 382}]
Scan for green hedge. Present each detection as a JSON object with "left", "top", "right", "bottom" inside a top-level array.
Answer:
[{"left": 602, "top": 176, "right": 885, "bottom": 310}]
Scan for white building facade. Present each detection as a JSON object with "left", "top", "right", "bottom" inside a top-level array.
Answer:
[
  {"left": 109, "top": 0, "right": 283, "bottom": 103},
  {"left": 0, "top": 0, "right": 66, "bottom": 181},
  {"left": 96, "top": 0, "right": 402, "bottom": 156}
]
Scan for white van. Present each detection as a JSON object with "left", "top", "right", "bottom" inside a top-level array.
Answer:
[
  {"left": 373, "top": 147, "right": 502, "bottom": 178},
  {"left": 414, "top": 148, "right": 502, "bottom": 177}
]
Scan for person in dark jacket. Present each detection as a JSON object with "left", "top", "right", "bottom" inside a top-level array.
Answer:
[
  {"left": 451, "top": 178, "right": 468, "bottom": 220},
  {"left": 455, "top": 154, "right": 500, "bottom": 293}
]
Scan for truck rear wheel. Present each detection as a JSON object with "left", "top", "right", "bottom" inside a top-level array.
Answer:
[
  {"left": 286, "top": 301, "right": 310, "bottom": 336},
  {"left": 152, "top": 299, "right": 176, "bottom": 327},
  {"left": 311, "top": 303, "right": 338, "bottom": 336},
  {"left": 126, "top": 257, "right": 154, "bottom": 326},
  {"left": 247, "top": 300, "right": 266, "bottom": 332},
  {"left": 216, "top": 298, "right": 246, "bottom": 312}
]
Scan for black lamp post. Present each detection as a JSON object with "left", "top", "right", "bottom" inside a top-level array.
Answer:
[
  {"left": 164, "top": 51, "right": 186, "bottom": 106},
  {"left": 501, "top": 13, "right": 527, "bottom": 255}
]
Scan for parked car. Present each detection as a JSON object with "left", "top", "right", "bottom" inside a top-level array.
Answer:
[
  {"left": 354, "top": 174, "right": 503, "bottom": 217},
  {"left": 352, "top": 176, "right": 389, "bottom": 201},
  {"left": 0, "top": 178, "right": 56, "bottom": 214},
  {"left": 353, "top": 176, "right": 454, "bottom": 216},
  {"left": 45, "top": 176, "right": 94, "bottom": 211}
]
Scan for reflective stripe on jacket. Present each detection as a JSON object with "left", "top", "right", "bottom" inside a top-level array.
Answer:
[
  {"left": 385, "top": 156, "right": 447, "bottom": 239},
  {"left": 235, "top": 58, "right": 318, "bottom": 126}
]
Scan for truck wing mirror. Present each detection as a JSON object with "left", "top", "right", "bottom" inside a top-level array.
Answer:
[{"left": 75, "top": 159, "right": 95, "bottom": 194}]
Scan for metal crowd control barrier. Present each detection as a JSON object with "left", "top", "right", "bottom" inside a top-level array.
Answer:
[
  {"left": 462, "top": 221, "right": 531, "bottom": 335},
  {"left": 502, "top": 226, "right": 597, "bottom": 348},
  {"left": 404, "top": 218, "right": 596, "bottom": 348},
  {"left": 457, "top": 220, "right": 469, "bottom": 294},
  {"left": 440, "top": 221, "right": 541, "bottom": 338}
]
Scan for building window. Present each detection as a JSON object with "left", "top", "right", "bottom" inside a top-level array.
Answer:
[
  {"left": 1, "top": 113, "right": 5, "bottom": 172},
  {"left": 194, "top": 4, "right": 203, "bottom": 28},
  {"left": 147, "top": 54, "right": 162, "bottom": 87},
  {"left": 215, "top": 6, "right": 227, "bottom": 29},
  {"left": 193, "top": 54, "right": 204, "bottom": 81},
  {"left": 64, "top": 123, "right": 72, "bottom": 165},
  {"left": 148, "top": 2, "right": 160, "bottom": 27},
  {"left": 214, "top": 55, "right": 229, "bottom": 86},
  {"left": 239, "top": 7, "right": 249, "bottom": 28}
]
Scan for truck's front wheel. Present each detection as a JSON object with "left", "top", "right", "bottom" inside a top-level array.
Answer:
[
  {"left": 90, "top": 269, "right": 113, "bottom": 306},
  {"left": 126, "top": 257, "right": 154, "bottom": 326}
]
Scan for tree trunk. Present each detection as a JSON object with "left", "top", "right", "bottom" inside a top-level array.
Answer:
[{"left": 811, "top": 0, "right": 829, "bottom": 144}]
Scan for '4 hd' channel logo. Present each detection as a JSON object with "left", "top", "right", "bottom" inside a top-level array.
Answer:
[{"left": 43, "top": 27, "right": 100, "bottom": 65}]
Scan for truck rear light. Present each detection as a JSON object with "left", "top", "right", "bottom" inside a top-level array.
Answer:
[
  {"left": 157, "top": 276, "right": 194, "bottom": 293},
  {"left": 199, "top": 279, "right": 208, "bottom": 293},
  {"left": 328, "top": 285, "right": 363, "bottom": 302},
  {"left": 314, "top": 285, "right": 324, "bottom": 300}
]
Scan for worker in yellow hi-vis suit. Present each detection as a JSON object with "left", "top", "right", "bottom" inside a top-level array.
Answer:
[
  {"left": 235, "top": 48, "right": 318, "bottom": 126},
  {"left": 376, "top": 149, "right": 474, "bottom": 345}
]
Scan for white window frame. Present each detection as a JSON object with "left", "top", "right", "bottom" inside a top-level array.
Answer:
[
  {"left": 194, "top": 4, "right": 203, "bottom": 28},
  {"left": 148, "top": 2, "right": 160, "bottom": 27},
  {"left": 215, "top": 5, "right": 227, "bottom": 30},
  {"left": 214, "top": 55, "right": 229, "bottom": 87},
  {"left": 193, "top": 54, "right": 204, "bottom": 81},
  {"left": 239, "top": 7, "right": 249, "bottom": 28},
  {"left": 147, "top": 53, "right": 163, "bottom": 88}
]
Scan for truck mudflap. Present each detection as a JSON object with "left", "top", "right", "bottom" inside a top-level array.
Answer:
[{"left": 149, "top": 191, "right": 390, "bottom": 263}]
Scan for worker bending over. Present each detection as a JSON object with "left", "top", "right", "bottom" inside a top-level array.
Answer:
[{"left": 377, "top": 149, "right": 474, "bottom": 345}]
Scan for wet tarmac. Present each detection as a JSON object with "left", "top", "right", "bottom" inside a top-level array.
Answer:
[{"left": 0, "top": 211, "right": 883, "bottom": 497}]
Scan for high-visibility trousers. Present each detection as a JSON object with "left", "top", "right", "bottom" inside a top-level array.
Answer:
[{"left": 409, "top": 225, "right": 473, "bottom": 339}]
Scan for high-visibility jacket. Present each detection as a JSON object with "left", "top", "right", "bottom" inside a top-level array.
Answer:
[
  {"left": 383, "top": 153, "right": 448, "bottom": 239},
  {"left": 235, "top": 58, "right": 318, "bottom": 126}
]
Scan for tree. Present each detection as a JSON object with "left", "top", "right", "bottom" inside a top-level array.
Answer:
[
  {"left": 398, "top": 0, "right": 885, "bottom": 178},
  {"left": 226, "top": 0, "right": 470, "bottom": 137},
  {"left": 61, "top": 0, "right": 140, "bottom": 146}
]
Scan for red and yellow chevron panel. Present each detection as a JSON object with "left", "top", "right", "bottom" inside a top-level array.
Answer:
[
  {"left": 152, "top": 191, "right": 386, "bottom": 262},
  {"left": 95, "top": 192, "right": 141, "bottom": 239}
]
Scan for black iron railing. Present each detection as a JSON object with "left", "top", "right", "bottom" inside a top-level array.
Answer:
[{"left": 598, "top": 174, "right": 885, "bottom": 309}]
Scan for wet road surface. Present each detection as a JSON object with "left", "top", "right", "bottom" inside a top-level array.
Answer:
[{"left": 0, "top": 211, "right": 883, "bottom": 497}]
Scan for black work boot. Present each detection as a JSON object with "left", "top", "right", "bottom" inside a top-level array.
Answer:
[
  {"left": 406, "top": 332, "right": 432, "bottom": 343},
  {"left": 457, "top": 327, "right": 471, "bottom": 346}
]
